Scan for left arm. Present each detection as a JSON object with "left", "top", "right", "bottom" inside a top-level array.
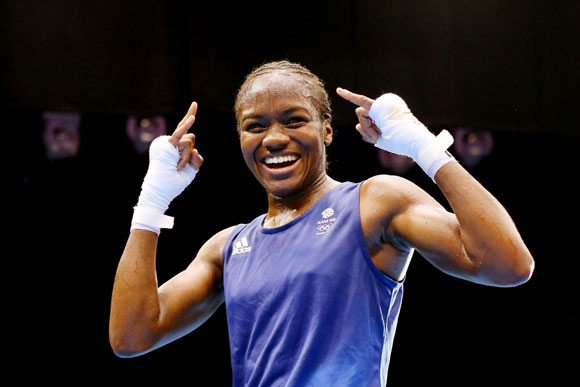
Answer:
[
  {"left": 387, "top": 162, "right": 534, "bottom": 287},
  {"left": 435, "top": 161, "right": 533, "bottom": 286},
  {"left": 338, "top": 87, "right": 534, "bottom": 287}
]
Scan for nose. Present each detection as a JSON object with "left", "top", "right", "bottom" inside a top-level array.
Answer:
[{"left": 262, "top": 123, "right": 290, "bottom": 151}]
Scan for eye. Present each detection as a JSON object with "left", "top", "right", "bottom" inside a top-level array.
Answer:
[
  {"left": 286, "top": 117, "right": 307, "bottom": 128},
  {"left": 244, "top": 122, "right": 265, "bottom": 133}
]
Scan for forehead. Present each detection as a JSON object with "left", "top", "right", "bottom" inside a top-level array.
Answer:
[{"left": 238, "top": 72, "right": 317, "bottom": 119}]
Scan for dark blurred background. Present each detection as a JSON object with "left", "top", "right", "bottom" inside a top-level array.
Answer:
[{"left": 6, "top": 0, "right": 578, "bottom": 385}]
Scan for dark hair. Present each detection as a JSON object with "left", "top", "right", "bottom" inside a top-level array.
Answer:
[{"left": 234, "top": 60, "right": 332, "bottom": 129}]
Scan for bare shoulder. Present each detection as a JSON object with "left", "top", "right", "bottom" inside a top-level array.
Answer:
[
  {"left": 190, "top": 225, "right": 237, "bottom": 270},
  {"left": 359, "top": 174, "right": 420, "bottom": 241},
  {"left": 360, "top": 174, "right": 445, "bottom": 245},
  {"left": 361, "top": 174, "right": 434, "bottom": 212}
]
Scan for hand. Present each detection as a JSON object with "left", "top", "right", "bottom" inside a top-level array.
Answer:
[
  {"left": 338, "top": 87, "right": 455, "bottom": 180},
  {"left": 132, "top": 101, "right": 204, "bottom": 234},
  {"left": 337, "top": 87, "right": 428, "bottom": 157},
  {"left": 336, "top": 87, "right": 381, "bottom": 144},
  {"left": 169, "top": 101, "right": 204, "bottom": 171}
]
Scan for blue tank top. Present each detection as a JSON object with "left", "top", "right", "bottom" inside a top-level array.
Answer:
[{"left": 223, "top": 182, "right": 404, "bottom": 386}]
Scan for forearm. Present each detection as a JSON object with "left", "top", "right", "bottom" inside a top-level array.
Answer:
[
  {"left": 109, "top": 230, "right": 163, "bottom": 356},
  {"left": 109, "top": 106, "right": 207, "bottom": 356},
  {"left": 337, "top": 89, "right": 534, "bottom": 285},
  {"left": 434, "top": 161, "right": 534, "bottom": 286}
]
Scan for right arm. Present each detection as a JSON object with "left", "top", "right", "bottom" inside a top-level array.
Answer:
[
  {"left": 109, "top": 226, "right": 234, "bottom": 358},
  {"left": 109, "top": 100, "right": 232, "bottom": 357}
]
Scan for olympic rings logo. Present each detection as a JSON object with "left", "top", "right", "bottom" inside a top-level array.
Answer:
[{"left": 317, "top": 224, "right": 333, "bottom": 232}]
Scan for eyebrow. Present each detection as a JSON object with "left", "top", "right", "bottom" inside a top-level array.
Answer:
[{"left": 241, "top": 107, "right": 311, "bottom": 122}]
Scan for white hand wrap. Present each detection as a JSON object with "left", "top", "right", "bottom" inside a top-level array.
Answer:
[
  {"left": 131, "top": 135, "right": 198, "bottom": 234},
  {"left": 369, "top": 93, "right": 455, "bottom": 181}
]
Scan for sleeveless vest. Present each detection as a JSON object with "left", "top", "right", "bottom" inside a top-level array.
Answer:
[{"left": 223, "top": 182, "right": 404, "bottom": 386}]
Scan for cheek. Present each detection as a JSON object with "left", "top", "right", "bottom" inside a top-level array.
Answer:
[{"left": 240, "top": 136, "right": 259, "bottom": 167}]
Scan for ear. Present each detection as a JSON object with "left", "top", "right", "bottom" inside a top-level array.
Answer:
[{"left": 323, "top": 122, "right": 333, "bottom": 146}]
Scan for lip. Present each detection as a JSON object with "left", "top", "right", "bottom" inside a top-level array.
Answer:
[{"left": 259, "top": 152, "right": 302, "bottom": 178}]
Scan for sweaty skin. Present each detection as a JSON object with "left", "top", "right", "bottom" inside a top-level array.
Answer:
[{"left": 237, "top": 73, "right": 336, "bottom": 225}]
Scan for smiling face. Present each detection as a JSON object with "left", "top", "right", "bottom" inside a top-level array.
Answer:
[{"left": 237, "top": 71, "right": 333, "bottom": 198}]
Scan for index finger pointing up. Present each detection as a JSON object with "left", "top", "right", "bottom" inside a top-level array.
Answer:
[
  {"left": 169, "top": 101, "right": 198, "bottom": 146},
  {"left": 336, "top": 87, "right": 374, "bottom": 110},
  {"left": 177, "top": 101, "right": 198, "bottom": 128}
]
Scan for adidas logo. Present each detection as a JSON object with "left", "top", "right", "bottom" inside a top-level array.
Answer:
[{"left": 232, "top": 236, "right": 252, "bottom": 255}]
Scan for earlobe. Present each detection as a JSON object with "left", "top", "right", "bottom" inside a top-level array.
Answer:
[{"left": 324, "top": 125, "right": 333, "bottom": 146}]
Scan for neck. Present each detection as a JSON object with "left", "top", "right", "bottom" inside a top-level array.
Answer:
[{"left": 264, "top": 174, "right": 339, "bottom": 228}]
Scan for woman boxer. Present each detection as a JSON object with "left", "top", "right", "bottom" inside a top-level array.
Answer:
[{"left": 109, "top": 61, "right": 534, "bottom": 386}]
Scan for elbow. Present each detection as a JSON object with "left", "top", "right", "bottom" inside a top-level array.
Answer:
[
  {"left": 503, "top": 244, "right": 535, "bottom": 287},
  {"left": 464, "top": 239, "right": 535, "bottom": 287},
  {"left": 111, "top": 348, "right": 138, "bottom": 359},
  {"left": 109, "top": 307, "right": 162, "bottom": 358},
  {"left": 497, "top": 259, "right": 534, "bottom": 287},
  {"left": 483, "top": 251, "right": 535, "bottom": 288},
  {"left": 110, "top": 343, "right": 141, "bottom": 359},
  {"left": 109, "top": 336, "right": 141, "bottom": 358},
  {"left": 109, "top": 328, "right": 155, "bottom": 358}
]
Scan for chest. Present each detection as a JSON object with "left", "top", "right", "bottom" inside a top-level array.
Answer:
[{"left": 224, "top": 224, "right": 348, "bottom": 304}]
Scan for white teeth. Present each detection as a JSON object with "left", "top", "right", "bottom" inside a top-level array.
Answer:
[{"left": 265, "top": 155, "right": 298, "bottom": 165}]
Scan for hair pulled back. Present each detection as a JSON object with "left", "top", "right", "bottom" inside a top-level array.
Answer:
[{"left": 234, "top": 60, "right": 332, "bottom": 129}]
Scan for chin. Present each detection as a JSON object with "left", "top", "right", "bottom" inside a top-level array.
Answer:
[
  {"left": 261, "top": 174, "right": 313, "bottom": 199},
  {"left": 264, "top": 182, "right": 301, "bottom": 198}
]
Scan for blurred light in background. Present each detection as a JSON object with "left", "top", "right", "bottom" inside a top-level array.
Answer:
[
  {"left": 126, "top": 115, "right": 167, "bottom": 154},
  {"left": 453, "top": 128, "right": 494, "bottom": 168},
  {"left": 378, "top": 149, "right": 414, "bottom": 174},
  {"left": 42, "top": 112, "right": 81, "bottom": 160}
]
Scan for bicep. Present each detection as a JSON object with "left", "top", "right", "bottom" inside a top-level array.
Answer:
[
  {"left": 158, "top": 256, "right": 224, "bottom": 331},
  {"left": 390, "top": 192, "right": 478, "bottom": 281},
  {"left": 153, "top": 227, "right": 234, "bottom": 346}
]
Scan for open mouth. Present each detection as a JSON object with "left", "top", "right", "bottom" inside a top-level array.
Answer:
[{"left": 263, "top": 154, "right": 301, "bottom": 169}]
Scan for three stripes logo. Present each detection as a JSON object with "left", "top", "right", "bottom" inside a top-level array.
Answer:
[{"left": 232, "top": 236, "right": 252, "bottom": 256}]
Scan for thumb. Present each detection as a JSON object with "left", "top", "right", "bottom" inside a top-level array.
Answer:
[{"left": 189, "top": 149, "right": 204, "bottom": 171}]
